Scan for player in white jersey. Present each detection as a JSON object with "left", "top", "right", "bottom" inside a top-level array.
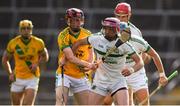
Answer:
[
  {"left": 72, "top": 17, "right": 144, "bottom": 105},
  {"left": 121, "top": 22, "right": 168, "bottom": 105},
  {"left": 114, "top": 2, "right": 152, "bottom": 65},
  {"left": 114, "top": 2, "right": 142, "bottom": 37},
  {"left": 103, "top": 3, "right": 144, "bottom": 104}
]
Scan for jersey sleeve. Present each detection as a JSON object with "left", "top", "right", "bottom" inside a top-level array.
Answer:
[
  {"left": 121, "top": 42, "right": 136, "bottom": 57},
  {"left": 6, "top": 39, "right": 14, "bottom": 54},
  {"left": 58, "top": 32, "right": 70, "bottom": 51},
  {"left": 87, "top": 35, "right": 97, "bottom": 48},
  {"left": 129, "top": 22, "right": 143, "bottom": 37},
  {"left": 130, "top": 36, "right": 151, "bottom": 53},
  {"left": 142, "top": 39, "right": 151, "bottom": 52},
  {"left": 38, "top": 39, "right": 45, "bottom": 52},
  {"left": 87, "top": 33, "right": 101, "bottom": 48},
  {"left": 83, "top": 29, "right": 92, "bottom": 49}
]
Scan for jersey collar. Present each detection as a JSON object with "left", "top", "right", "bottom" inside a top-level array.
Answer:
[
  {"left": 20, "top": 36, "right": 32, "bottom": 45},
  {"left": 68, "top": 28, "right": 81, "bottom": 39}
]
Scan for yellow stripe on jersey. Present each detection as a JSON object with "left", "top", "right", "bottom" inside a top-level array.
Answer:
[
  {"left": 57, "top": 27, "right": 92, "bottom": 78},
  {"left": 6, "top": 35, "right": 45, "bottom": 79}
]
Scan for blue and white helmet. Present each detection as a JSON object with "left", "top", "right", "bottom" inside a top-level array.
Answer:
[
  {"left": 119, "top": 21, "right": 130, "bottom": 32},
  {"left": 119, "top": 22, "right": 131, "bottom": 42}
]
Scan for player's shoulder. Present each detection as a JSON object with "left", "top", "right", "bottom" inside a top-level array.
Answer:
[
  {"left": 59, "top": 27, "right": 69, "bottom": 36},
  {"left": 9, "top": 35, "right": 21, "bottom": 44},
  {"left": 58, "top": 27, "right": 70, "bottom": 41},
  {"left": 88, "top": 32, "right": 103, "bottom": 44},
  {"left": 128, "top": 22, "right": 142, "bottom": 35},
  {"left": 128, "top": 22, "right": 138, "bottom": 29},
  {"left": 31, "top": 35, "right": 44, "bottom": 43},
  {"left": 92, "top": 32, "right": 102, "bottom": 36},
  {"left": 89, "top": 32, "right": 103, "bottom": 40},
  {"left": 80, "top": 27, "right": 91, "bottom": 35},
  {"left": 130, "top": 35, "right": 147, "bottom": 45}
]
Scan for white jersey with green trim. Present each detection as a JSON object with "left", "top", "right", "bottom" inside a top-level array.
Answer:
[
  {"left": 129, "top": 22, "right": 142, "bottom": 37},
  {"left": 126, "top": 35, "right": 150, "bottom": 66},
  {"left": 88, "top": 32, "right": 136, "bottom": 83},
  {"left": 126, "top": 35, "right": 150, "bottom": 88}
]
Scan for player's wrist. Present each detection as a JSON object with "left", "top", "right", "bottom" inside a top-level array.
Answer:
[
  {"left": 159, "top": 72, "right": 165, "bottom": 77},
  {"left": 9, "top": 72, "right": 13, "bottom": 76},
  {"left": 8, "top": 70, "right": 13, "bottom": 76},
  {"left": 129, "top": 67, "right": 135, "bottom": 74},
  {"left": 83, "top": 61, "right": 90, "bottom": 68}
]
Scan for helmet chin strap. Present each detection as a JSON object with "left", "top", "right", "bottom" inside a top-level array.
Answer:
[
  {"left": 101, "top": 28, "right": 105, "bottom": 35},
  {"left": 80, "top": 21, "right": 84, "bottom": 26}
]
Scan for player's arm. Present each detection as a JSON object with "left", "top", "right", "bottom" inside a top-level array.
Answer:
[
  {"left": 71, "top": 37, "right": 94, "bottom": 63},
  {"left": 38, "top": 48, "right": 49, "bottom": 63},
  {"left": 130, "top": 53, "right": 144, "bottom": 72},
  {"left": 29, "top": 46, "right": 49, "bottom": 72},
  {"left": 122, "top": 52, "right": 144, "bottom": 77},
  {"left": 63, "top": 36, "right": 89, "bottom": 66},
  {"left": 2, "top": 51, "right": 13, "bottom": 75},
  {"left": 86, "top": 46, "right": 94, "bottom": 63},
  {"left": 146, "top": 47, "right": 168, "bottom": 86},
  {"left": 2, "top": 51, "right": 15, "bottom": 82},
  {"left": 63, "top": 47, "right": 93, "bottom": 69},
  {"left": 121, "top": 42, "right": 144, "bottom": 76},
  {"left": 71, "top": 37, "right": 89, "bottom": 52},
  {"left": 142, "top": 53, "right": 152, "bottom": 64},
  {"left": 70, "top": 37, "right": 98, "bottom": 70}
]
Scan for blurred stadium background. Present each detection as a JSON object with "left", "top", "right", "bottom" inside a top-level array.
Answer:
[{"left": 0, "top": 0, "right": 180, "bottom": 105}]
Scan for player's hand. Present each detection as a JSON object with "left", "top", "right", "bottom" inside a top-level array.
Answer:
[
  {"left": 159, "top": 75, "right": 168, "bottom": 86},
  {"left": 29, "top": 63, "right": 38, "bottom": 73},
  {"left": 59, "top": 58, "right": 66, "bottom": 67},
  {"left": 121, "top": 67, "right": 134, "bottom": 77},
  {"left": 9, "top": 73, "right": 15, "bottom": 82},
  {"left": 84, "top": 63, "right": 99, "bottom": 71}
]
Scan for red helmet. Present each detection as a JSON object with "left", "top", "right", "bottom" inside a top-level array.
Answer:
[
  {"left": 102, "top": 17, "right": 121, "bottom": 33},
  {"left": 114, "top": 2, "right": 131, "bottom": 16},
  {"left": 65, "top": 8, "right": 84, "bottom": 19}
]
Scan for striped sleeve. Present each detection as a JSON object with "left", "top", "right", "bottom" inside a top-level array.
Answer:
[{"left": 131, "top": 36, "right": 150, "bottom": 53}]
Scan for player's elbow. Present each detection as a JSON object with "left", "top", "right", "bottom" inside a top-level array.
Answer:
[
  {"left": 2, "top": 53, "right": 7, "bottom": 64},
  {"left": 44, "top": 55, "right": 49, "bottom": 62},
  {"left": 44, "top": 48, "right": 49, "bottom": 62},
  {"left": 2, "top": 56, "right": 8, "bottom": 68}
]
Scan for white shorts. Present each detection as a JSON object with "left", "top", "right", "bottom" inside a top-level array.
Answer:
[
  {"left": 91, "top": 78, "right": 127, "bottom": 96},
  {"left": 11, "top": 77, "right": 39, "bottom": 92},
  {"left": 55, "top": 74, "right": 90, "bottom": 93},
  {"left": 126, "top": 67, "right": 148, "bottom": 92}
]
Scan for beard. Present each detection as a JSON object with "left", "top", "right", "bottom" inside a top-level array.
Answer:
[
  {"left": 71, "top": 27, "right": 80, "bottom": 33},
  {"left": 104, "top": 34, "right": 117, "bottom": 41},
  {"left": 21, "top": 34, "right": 31, "bottom": 40}
]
